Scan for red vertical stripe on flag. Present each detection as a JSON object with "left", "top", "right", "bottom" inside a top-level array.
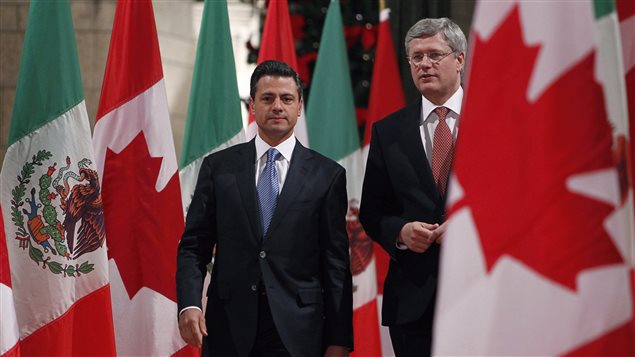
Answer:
[
  {"left": 96, "top": 0, "right": 163, "bottom": 121},
  {"left": 350, "top": 299, "right": 381, "bottom": 357}
]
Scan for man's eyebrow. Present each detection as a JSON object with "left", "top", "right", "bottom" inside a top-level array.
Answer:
[{"left": 260, "top": 91, "right": 295, "bottom": 97}]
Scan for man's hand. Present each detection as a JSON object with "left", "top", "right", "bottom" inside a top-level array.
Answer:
[
  {"left": 324, "top": 345, "right": 349, "bottom": 357},
  {"left": 178, "top": 308, "right": 207, "bottom": 348},
  {"left": 399, "top": 221, "right": 439, "bottom": 253},
  {"left": 432, "top": 221, "right": 449, "bottom": 244}
]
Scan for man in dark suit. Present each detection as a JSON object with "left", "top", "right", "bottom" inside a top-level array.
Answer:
[
  {"left": 359, "top": 18, "right": 466, "bottom": 356},
  {"left": 176, "top": 60, "right": 353, "bottom": 357}
]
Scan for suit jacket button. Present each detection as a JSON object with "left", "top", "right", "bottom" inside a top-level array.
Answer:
[
  {"left": 259, "top": 251, "right": 266, "bottom": 259},
  {"left": 251, "top": 284, "right": 258, "bottom": 291}
]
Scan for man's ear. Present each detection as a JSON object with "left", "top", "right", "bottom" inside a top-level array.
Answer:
[
  {"left": 456, "top": 52, "right": 465, "bottom": 72},
  {"left": 249, "top": 98, "right": 255, "bottom": 114}
]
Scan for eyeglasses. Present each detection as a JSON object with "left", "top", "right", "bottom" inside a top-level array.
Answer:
[{"left": 407, "top": 51, "right": 455, "bottom": 66}]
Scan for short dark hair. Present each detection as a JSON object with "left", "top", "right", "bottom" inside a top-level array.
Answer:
[{"left": 249, "top": 60, "right": 303, "bottom": 100}]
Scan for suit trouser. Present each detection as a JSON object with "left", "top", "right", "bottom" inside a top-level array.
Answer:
[
  {"left": 250, "top": 286, "right": 291, "bottom": 357},
  {"left": 388, "top": 300, "right": 435, "bottom": 357}
]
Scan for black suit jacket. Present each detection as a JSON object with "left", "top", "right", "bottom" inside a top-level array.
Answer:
[
  {"left": 176, "top": 139, "right": 353, "bottom": 357},
  {"left": 359, "top": 98, "right": 445, "bottom": 326}
]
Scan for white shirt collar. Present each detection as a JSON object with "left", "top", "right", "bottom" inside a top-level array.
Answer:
[
  {"left": 421, "top": 86, "right": 463, "bottom": 123},
  {"left": 255, "top": 134, "right": 296, "bottom": 163}
]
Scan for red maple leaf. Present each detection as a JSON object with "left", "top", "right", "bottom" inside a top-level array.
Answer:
[
  {"left": 102, "top": 132, "right": 184, "bottom": 301},
  {"left": 452, "top": 6, "right": 623, "bottom": 290}
]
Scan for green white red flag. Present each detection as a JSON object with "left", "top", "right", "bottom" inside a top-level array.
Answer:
[
  {"left": 93, "top": 0, "right": 197, "bottom": 355},
  {"left": 0, "top": 1, "right": 116, "bottom": 355},
  {"left": 434, "top": 1, "right": 634, "bottom": 354}
]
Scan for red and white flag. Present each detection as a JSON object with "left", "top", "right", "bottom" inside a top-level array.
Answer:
[
  {"left": 246, "top": 0, "right": 309, "bottom": 147},
  {"left": 434, "top": 1, "right": 634, "bottom": 355},
  {"left": 93, "top": 1, "right": 197, "bottom": 355},
  {"left": 363, "top": 7, "right": 405, "bottom": 356},
  {"left": 1, "top": 205, "right": 20, "bottom": 357}
]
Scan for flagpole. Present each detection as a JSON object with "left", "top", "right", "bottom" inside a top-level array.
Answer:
[{"left": 379, "top": 0, "right": 385, "bottom": 11}]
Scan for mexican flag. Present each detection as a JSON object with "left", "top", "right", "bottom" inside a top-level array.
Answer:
[
  {"left": 306, "top": 1, "right": 380, "bottom": 355},
  {"left": 1, "top": 205, "right": 20, "bottom": 357},
  {"left": 179, "top": 0, "right": 244, "bottom": 215},
  {"left": 434, "top": 0, "right": 634, "bottom": 354},
  {"left": 246, "top": 0, "right": 309, "bottom": 147},
  {"left": 363, "top": 7, "right": 405, "bottom": 356},
  {"left": 92, "top": 0, "right": 196, "bottom": 355},
  {"left": 0, "top": 1, "right": 116, "bottom": 355}
]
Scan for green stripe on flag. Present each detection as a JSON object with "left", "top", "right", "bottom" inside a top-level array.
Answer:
[
  {"left": 306, "top": 0, "right": 360, "bottom": 162},
  {"left": 593, "top": 0, "right": 615, "bottom": 19},
  {"left": 179, "top": 0, "right": 243, "bottom": 169},
  {"left": 9, "top": 0, "right": 83, "bottom": 147}
]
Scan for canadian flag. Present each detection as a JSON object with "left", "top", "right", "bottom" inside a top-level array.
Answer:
[
  {"left": 434, "top": 1, "right": 634, "bottom": 355},
  {"left": 93, "top": 0, "right": 197, "bottom": 356},
  {"left": 363, "top": 8, "right": 405, "bottom": 357}
]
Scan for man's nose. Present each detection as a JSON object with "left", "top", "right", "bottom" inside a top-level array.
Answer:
[
  {"left": 272, "top": 97, "right": 283, "bottom": 110},
  {"left": 419, "top": 57, "right": 433, "bottom": 69}
]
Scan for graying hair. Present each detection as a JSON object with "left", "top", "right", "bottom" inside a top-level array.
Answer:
[{"left": 405, "top": 17, "right": 467, "bottom": 56}]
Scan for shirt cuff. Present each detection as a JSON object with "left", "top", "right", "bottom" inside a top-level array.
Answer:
[
  {"left": 179, "top": 306, "right": 203, "bottom": 317},
  {"left": 396, "top": 236, "right": 408, "bottom": 250}
]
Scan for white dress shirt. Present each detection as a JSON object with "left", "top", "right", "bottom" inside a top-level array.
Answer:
[
  {"left": 254, "top": 134, "right": 296, "bottom": 192},
  {"left": 419, "top": 87, "right": 463, "bottom": 165}
]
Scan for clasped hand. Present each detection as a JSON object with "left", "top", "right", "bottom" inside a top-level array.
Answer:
[{"left": 399, "top": 221, "right": 448, "bottom": 253}]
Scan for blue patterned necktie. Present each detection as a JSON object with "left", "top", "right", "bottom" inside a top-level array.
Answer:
[{"left": 257, "top": 148, "right": 281, "bottom": 236}]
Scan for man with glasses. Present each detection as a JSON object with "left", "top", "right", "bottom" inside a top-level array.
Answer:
[{"left": 360, "top": 18, "right": 466, "bottom": 356}]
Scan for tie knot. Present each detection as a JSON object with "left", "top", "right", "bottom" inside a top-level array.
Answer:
[
  {"left": 434, "top": 106, "right": 450, "bottom": 121},
  {"left": 267, "top": 148, "right": 281, "bottom": 164}
]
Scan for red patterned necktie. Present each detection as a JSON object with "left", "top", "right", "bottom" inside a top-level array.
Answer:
[{"left": 431, "top": 106, "right": 454, "bottom": 196}]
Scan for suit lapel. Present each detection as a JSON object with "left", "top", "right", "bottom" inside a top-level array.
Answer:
[
  {"left": 399, "top": 99, "right": 441, "bottom": 202},
  {"left": 266, "top": 141, "right": 311, "bottom": 238},
  {"left": 235, "top": 140, "right": 263, "bottom": 240}
]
